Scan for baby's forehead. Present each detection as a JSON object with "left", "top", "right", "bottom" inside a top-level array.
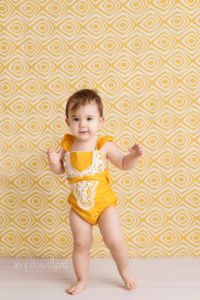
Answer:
[{"left": 69, "top": 103, "right": 99, "bottom": 117}]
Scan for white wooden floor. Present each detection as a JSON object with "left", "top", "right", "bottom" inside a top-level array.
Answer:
[{"left": 0, "top": 257, "right": 200, "bottom": 300}]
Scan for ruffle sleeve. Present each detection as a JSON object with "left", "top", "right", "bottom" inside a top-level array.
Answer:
[
  {"left": 61, "top": 134, "right": 75, "bottom": 152},
  {"left": 98, "top": 135, "right": 114, "bottom": 150}
]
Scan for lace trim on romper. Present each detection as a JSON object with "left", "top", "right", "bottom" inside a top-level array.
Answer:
[
  {"left": 63, "top": 148, "right": 105, "bottom": 211},
  {"left": 63, "top": 150, "right": 104, "bottom": 178}
]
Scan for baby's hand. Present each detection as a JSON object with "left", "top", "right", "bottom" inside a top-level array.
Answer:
[
  {"left": 46, "top": 147, "right": 63, "bottom": 166},
  {"left": 128, "top": 143, "right": 144, "bottom": 158}
]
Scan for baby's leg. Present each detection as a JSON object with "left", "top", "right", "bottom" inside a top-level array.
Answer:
[
  {"left": 66, "top": 207, "right": 93, "bottom": 295},
  {"left": 97, "top": 206, "right": 137, "bottom": 290}
]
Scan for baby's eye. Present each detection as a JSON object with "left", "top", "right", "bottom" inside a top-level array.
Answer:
[{"left": 73, "top": 118, "right": 93, "bottom": 121}]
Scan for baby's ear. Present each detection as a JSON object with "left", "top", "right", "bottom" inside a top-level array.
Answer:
[{"left": 99, "top": 117, "right": 105, "bottom": 127}]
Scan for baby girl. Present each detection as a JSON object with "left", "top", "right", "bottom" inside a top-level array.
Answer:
[{"left": 46, "top": 89, "right": 144, "bottom": 295}]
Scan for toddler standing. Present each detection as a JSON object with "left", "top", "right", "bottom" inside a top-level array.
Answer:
[{"left": 46, "top": 89, "right": 144, "bottom": 295}]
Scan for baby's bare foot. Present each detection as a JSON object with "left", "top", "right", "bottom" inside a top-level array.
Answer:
[
  {"left": 66, "top": 279, "right": 87, "bottom": 295},
  {"left": 119, "top": 268, "right": 137, "bottom": 290}
]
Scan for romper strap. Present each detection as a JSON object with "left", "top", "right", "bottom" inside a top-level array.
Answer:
[
  {"left": 61, "top": 134, "right": 75, "bottom": 152},
  {"left": 97, "top": 135, "right": 114, "bottom": 150}
]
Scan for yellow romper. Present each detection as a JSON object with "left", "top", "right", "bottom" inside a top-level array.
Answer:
[{"left": 61, "top": 134, "right": 118, "bottom": 225}]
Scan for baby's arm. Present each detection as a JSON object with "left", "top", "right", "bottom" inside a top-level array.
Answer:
[
  {"left": 46, "top": 148, "right": 65, "bottom": 175},
  {"left": 106, "top": 141, "right": 144, "bottom": 171}
]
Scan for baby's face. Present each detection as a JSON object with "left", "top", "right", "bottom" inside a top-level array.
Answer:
[{"left": 66, "top": 102, "right": 104, "bottom": 139}]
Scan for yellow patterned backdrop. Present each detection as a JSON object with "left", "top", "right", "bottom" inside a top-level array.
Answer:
[{"left": 1, "top": 0, "right": 200, "bottom": 258}]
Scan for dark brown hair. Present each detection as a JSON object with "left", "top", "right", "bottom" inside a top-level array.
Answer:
[{"left": 65, "top": 89, "right": 104, "bottom": 118}]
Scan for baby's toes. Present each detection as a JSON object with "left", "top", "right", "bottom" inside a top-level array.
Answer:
[
  {"left": 127, "top": 283, "right": 133, "bottom": 290},
  {"left": 131, "top": 281, "right": 137, "bottom": 289},
  {"left": 66, "top": 287, "right": 75, "bottom": 294},
  {"left": 71, "top": 289, "right": 79, "bottom": 295},
  {"left": 127, "top": 281, "right": 137, "bottom": 290}
]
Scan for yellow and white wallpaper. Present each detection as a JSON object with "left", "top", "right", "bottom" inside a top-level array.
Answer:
[{"left": 0, "top": 0, "right": 200, "bottom": 258}]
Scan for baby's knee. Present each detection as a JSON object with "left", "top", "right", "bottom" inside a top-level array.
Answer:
[
  {"left": 106, "top": 237, "right": 124, "bottom": 250},
  {"left": 74, "top": 238, "right": 93, "bottom": 249}
]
